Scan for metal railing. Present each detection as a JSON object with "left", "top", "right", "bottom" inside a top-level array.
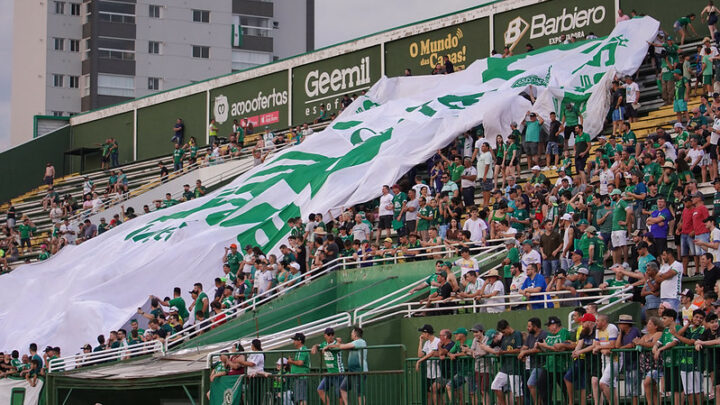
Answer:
[
  {"left": 47, "top": 239, "right": 505, "bottom": 372},
  {"left": 48, "top": 339, "right": 163, "bottom": 372},
  {"left": 206, "top": 345, "right": 406, "bottom": 405}
]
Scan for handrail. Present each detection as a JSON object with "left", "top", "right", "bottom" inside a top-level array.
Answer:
[
  {"left": 66, "top": 142, "right": 295, "bottom": 225},
  {"left": 358, "top": 285, "right": 628, "bottom": 327},
  {"left": 48, "top": 339, "right": 163, "bottom": 373},
  {"left": 352, "top": 243, "right": 508, "bottom": 325},
  {"left": 566, "top": 284, "right": 635, "bottom": 327}
]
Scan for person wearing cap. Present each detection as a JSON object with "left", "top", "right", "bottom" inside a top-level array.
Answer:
[
  {"left": 467, "top": 323, "right": 492, "bottom": 404},
  {"left": 679, "top": 288, "right": 701, "bottom": 326},
  {"left": 529, "top": 166, "right": 547, "bottom": 188},
  {"left": 535, "top": 316, "right": 572, "bottom": 403},
  {"left": 223, "top": 243, "right": 242, "bottom": 277},
  {"left": 490, "top": 319, "right": 524, "bottom": 405},
  {"left": 285, "top": 333, "right": 311, "bottom": 404},
  {"left": 614, "top": 314, "right": 642, "bottom": 400},
  {"left": 477, "top": 269, "right": 505, "bottom": 313},
  {"left": 443, "top": 327, "right": 473, "bottom": 403},
  {"left": 415, "top": 324, "right": 442, "bottom": 403},
  {"left": 188, "top": 282, "right": 210, "bottom": 321},
  {"left": 320, "top": 326, "right": 368, "bottom": 404},
  {"left": 672, "top": 66, "right": 691, "bottom": 122},
  {"left": 312, "top": 328, "right": 344, "bottom": 403}
]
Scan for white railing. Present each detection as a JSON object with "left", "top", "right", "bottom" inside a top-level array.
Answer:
[
  {"left": 67, "top": 142, "right": 295, "bottom": 225},
  {"left": 204, "top": 312, "right": 352, "bottom": 368},
  {"left": 48, "top": 339, "right": 163, "bottom": 373},
  {"left": 358, "top": 286, "right": 629, "bottom": 328},
  {"left": 46, "top": 239, "right": 507, "bottom": 372},
  {"left": 352, "top": 243, "right": 508, "bottom": 325}
]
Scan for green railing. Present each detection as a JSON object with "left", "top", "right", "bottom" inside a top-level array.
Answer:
[
  {"left": 208, "top": 345, "right": 406, "bottom": 405},
  {"left": 404, "top": 344, "right": 720, "bottom": 405}
]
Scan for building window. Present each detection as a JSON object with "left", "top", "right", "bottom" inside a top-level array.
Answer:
[
  {"left": 98, "top": 48, "right": 135, "bottom": 61},
  {"left": 70, "top": 3, "right": 80, "bottom": 15},
  {"left": 98, "top": 12, "right": 135, "bottom": 24},
  {"left": 54, "top": 1, "right": 65, "bottom": 14},
  {"left": 81, "top": 74, "right": 90, "bottom": 97},
  {"left": 97, "top": 74, "right": 134, "bottom": 97},
  {"left": 52, "top": 74, "right": 64, "bottom": 87},
  {"left": 148, "top": 77, "right": 161, "bottom": 90},
  {"left": 149, "top": 5, "right": 161, "bottom": 18},
  {"left": 69, "top": 39, "right": 80, "bottom": 52},
  {"left": 192, "top": 45, "right": 209, "bottom": 58},
  {"left": 69, "top": 76, "right": 79, "bottom": 88},
  {"left": 52, "top": 111, "right": 64, "bottom": 117},
  {"left": 53, "top": 38, "right": 64, "bottom": 51},
  {"left": 148, "top": 41, "right": 160, "bottom": 54},
  {"left": 192, "top": 9, "right": 210, "bottom": 23}
]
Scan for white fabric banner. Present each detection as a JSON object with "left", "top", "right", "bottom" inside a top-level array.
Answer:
[
  {"left": 0, "top": 378, "right": 44, "bottom": 405},
  {"left": 0, "top": 18, "right": 659, "bottom": 353}
]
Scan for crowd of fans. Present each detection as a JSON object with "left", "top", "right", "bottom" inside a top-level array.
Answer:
[{"left": 5, "top": 12, "right": 720, "bottom": 399}]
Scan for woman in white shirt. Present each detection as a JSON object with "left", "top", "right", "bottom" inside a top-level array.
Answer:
[{"left": 246, "top": 339, "right": 266, "bottom": 376}]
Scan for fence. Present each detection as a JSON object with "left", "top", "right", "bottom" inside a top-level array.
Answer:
[
  {"left": 207, "top": 345, "right": 406, "bottom": 405},
  {"left": 405, "top": 344, "right": 720, "bottom": 405}
]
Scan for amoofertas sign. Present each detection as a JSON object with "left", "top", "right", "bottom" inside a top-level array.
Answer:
[
  {"left": 494, "top": 0, "right": 615, "bottom": 53},
  {"left": 384, "top": 18, "right": 489, "bottom": 77},
  {"left": 209, "top": 70, "right": 289, "bottom": 136},
  {"left": 292, "top": 46, "right": 381, "bottom": 126}
]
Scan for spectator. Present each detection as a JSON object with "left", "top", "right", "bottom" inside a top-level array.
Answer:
[
  {"left": 490, "top": 319, "right": 523, "bottom": 405},
  {"left": 43, "top": 162, "right": 55, "bottom": 185},
  {"left": 172, "top": 118, "right": 184, "bottom": 144},
  {"left": 172, "top": 143, "right": 186, "bottom": 172},
  {"left": 520, "top": 263, "right": 550, "bottom": 309},
  {"left": 189, "top": 283, "right": 210, "bottom": 321},
  {"left": 462, "top": 207, "right": 486, "bottom": 244},
  {"left": 524, "top": 111, "right": 544, "bottom": 169},
  {"left": 658, "top": 248, "right": 683, "bottom": 311},
  {"left": 287, "top": 333, "right": 310, "bottom": 404},
  {"left": 477, "top": 269, "right": 505, "bottom": 313},
  {"left": 520, "top": 317, "right": 548, "bottom": 404},
  {"left": 312, "top": 328, "right": 344, "bottom": 404}
]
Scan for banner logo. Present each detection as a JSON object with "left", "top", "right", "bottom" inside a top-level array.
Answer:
[
  {"left": 505, "top": 17, "right": 530, "bottom": 50},
  {"left": 505, "top": 5, "right": 608, "bottom": 49},
  {"left": 213, "top": 95, "right": 229, "bottom": 124}
]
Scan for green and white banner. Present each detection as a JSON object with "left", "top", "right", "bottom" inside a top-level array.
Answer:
[
  {"left": 0, "top": 377, "right": 44, "bottom": 405},
  {"left": 0, "top": 18, "right": 658, "bottom": 353},
  {"left": 209, "top": 375, "right": 243, "bottom": 405}
]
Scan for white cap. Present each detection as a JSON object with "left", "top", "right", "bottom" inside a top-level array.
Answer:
[
  {"left": 531, "top": 165, "right": 541, "bottom": 171},
  {"left": 290, "top": 262, "right": 300, "bottom": 270},
  {"left": 561, "top": 213, "right": 573, "bottom": 221},
  {"left": 169, "top": 306, "right": 178, "bottom": 312},
  {"left": 674, "top": 122, "right": 684, "bottom": 128}
]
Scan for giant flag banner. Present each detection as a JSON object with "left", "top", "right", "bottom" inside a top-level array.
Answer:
[{"left": 0, "top": 18, "right": 659, "bottom": 353}]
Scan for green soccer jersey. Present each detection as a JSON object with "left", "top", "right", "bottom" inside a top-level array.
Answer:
[
  {"left": 448, "top": 163, "right": 464, "bottom": 182},
  {"left": 213, "top": 361, "right": 226, "bottom": 374},
  {"left": 37, "top": 251, "right": 51, "bottom": 261},
  {"left": 611, "top": 199, "right": 629, "bottom": 231},
  {"left": 680, "top": 325, "right": 706, "bottom": 371},
  {"left": 659, "top": 173, "right": 678, "bottom": 199},
  {"left": 168, "top": 297, "right": 189, "bottom": 321},
  {"left": 504, "top": 247, "right": 520, "bottom": 278},
  {"left": 622, "top": 130, "right": 637, "bottom": 147},
  {"left": 675, "top": 77, "right": 689, "bottom": 101},
  {"left": 226, "top": 251, "right": 242, "bottom": 272},
  {"left": 319, "top": 341, "right": 344, "bottom": 373},
  {"left": 605, "top": 279, "right": 629, "bottom": 302},
  {"left": 417, "top": 205, "right": 433, "bottom": 231},
  {"left": 18, "top": 224, "right": 36, "bottom": 239},
  {"left": 194, "top": 186, "right": 206, "bottom": 198},
  {"left": 511, "top": 208, "right": 529, "bottom": 232},
  {"left": 714, "top": 192, "right": 720, "bottom": 226},
  {"left": 604, "top": 143, "right": 623, "bottom": 158},
  {"left": 544, "top": 328, "right": 570, "bottom": 372},
  {"left": 525, "top": 120, "right": 541, "bottom": 143},
  {"left": 221, "top": 295, "right": 235, "bottom": 309},
  {"left": 562, "top": 105, "right": 581, "bottom": 127},
  {"left": 190, "top": 145, "right": 198, "bottom": 159},
  {"left": 426, "top": 273, "right": 439, "bottom": 294},
  {"left": 173, "top": 148, "right": 185, "bottom": 163},
  {"left": 643, "top": 162, "right": 661, "bottom": 183},
  {"left": 291, "top": 346, "right": 311, "bottom": 374},
  {"left": 195, "top": 292, "right": 210, "bottom": 318},
  {"left": 506, "top": 143, "right": 519, "bottom": 161},
  {"left": 595, "top": 207, "right": 612, "bottom": 233},
  {"left": 392, "top": 192, "right": 407, "bottom": 230},
  {"left": 659, "top": 325, "right": 682, "bottom": 366},
  {"left": 449, "top": 341, "right": 472, "bottom": 375}
]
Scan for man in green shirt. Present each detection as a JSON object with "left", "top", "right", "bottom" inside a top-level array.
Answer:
[
  {"left": 172, "top": 143, "right": 185, "bottom": 172},
  {"left": 391, "top": 184, "right": 408, "bottom": 232},
  {"left": 288, "top": 333, "right": 311, "bottom": 404},
  {"left": 313, "top": 327, "right": 344, "bottom": 403},
  {"left": 153, "top": 287, "right": 190, "bottom": 323},
  {"left": 642, "top": 156, "right": 662, "bottom": 184},
  {"left": 18, "top": 218, "right": 37, "bottom": 253},
  {"left": 659, "top": 162, "right": 679, "bottom": 199},
  {"left": 524, "top": 111, "right": 545, "bottom": 168},
  {"left": 573, "top": 125, "right": 591, "bottom": 184},
  {"left": 621, "top": 122, "right": 637, "bottom": 154},
  {"left": 509, "top": 199, "right": 530, "bottom": 232},
  {"left": 654, "top": 309, "right": 682, "bottom": 403},
  {"left": 537, "top": 316, "right": 573, "bottom": 404},
  {"left": 181, "top": 184, "right": 194, "bottom": 201},
  {"left": 561, "top": 103, "right": 582, "bottom": 146},
  {"left": 223, "top": 244, "right": 242, "bottom": 276},
  {"left": 37, "top": 244, "right": 51, "bottom": 261},
  {"left": 189, "top": 283, "right": 210, "bottom": 320},
  {"left": 610, "top": 189, "right": 631, "bottom": 266},
  {"left": 673, "top": 69, "right": 690, "bottom": 123},
  {"left": 194, "top": 180, "right": 207, "bottom": 198},
  {"left": 502, "top": 239, "right": 521, "bottom": 281}
]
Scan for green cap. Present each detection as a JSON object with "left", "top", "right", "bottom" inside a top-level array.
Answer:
[
  {"left": 443, "top": 261, "right": 453, "bottom": 268},
  {"left": 452, "top": 327, "right": 469, "bottom": 336},
  {"left": 220, "top": 277, "right": 227, "bottom": 283},
  {"left": 131, "top": 319, "right": 138, "bottom": 323},
  {"left": 609, "top": 189, "right": 622, "bottom": 196},
  {"left": 577, "top": 219, "right": 589, "bottom": 225},
  {"left": 522, "top": 240, "right": 533, "bottom": 245},
  {"left": 673, "top": 69, "right": 682, "bottom": 75}
]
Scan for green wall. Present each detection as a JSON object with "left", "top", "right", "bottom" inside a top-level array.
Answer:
[
  {"left": 71, "top": 111, "right": 134, "bottom": 172},
  {"left": 385, "top": 18, "right": 489, "bottom": 76},
  {"left": 0, "top": 126, "right": 71, "bottom": 202},
  {"left": 137, "top": 93, "right": 206, "bottom": 160}
]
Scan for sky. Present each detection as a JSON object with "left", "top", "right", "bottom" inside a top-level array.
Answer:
[
  {"left": 314, "top": 0, "right": 490, "bottom": 48},
  {"left": 0, "top": 0, "right": 12, "bottom": 152},
  {"left": 0, "top": 0, "right": 488, "bottom": 152}
]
